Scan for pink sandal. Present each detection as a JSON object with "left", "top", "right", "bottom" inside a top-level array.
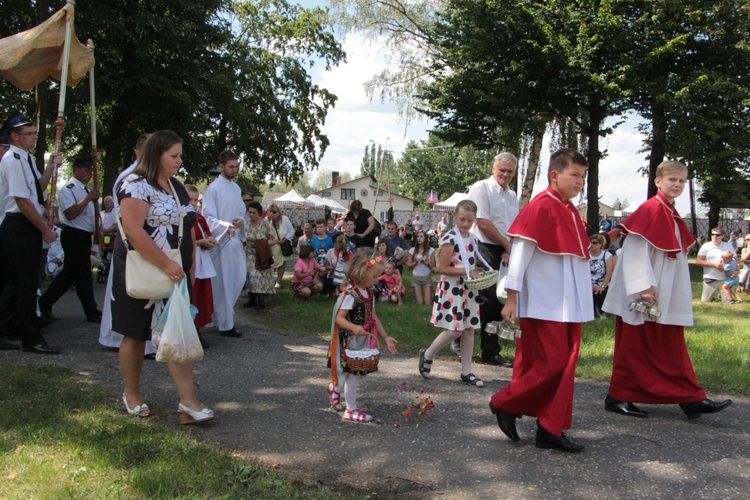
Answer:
[
  {"left": 327, "top": 383, "right": 345, "bottom": 412},
  {"left": 342, "top": 408, "right": 373, "bottom": 423}
]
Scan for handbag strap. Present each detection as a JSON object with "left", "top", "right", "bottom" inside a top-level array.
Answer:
[
  {"left": 116, "top": 178, "right": 183, "bottom": 250},
  {"left": 453, "top": 227, "right": 491, "bottom": 280}
]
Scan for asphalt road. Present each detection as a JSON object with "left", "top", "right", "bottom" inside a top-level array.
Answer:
[{"left": 2, "top": 280, "right": 748, "bottom": 498}]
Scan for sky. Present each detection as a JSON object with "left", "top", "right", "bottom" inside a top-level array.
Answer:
[{"left": 299, "top": 8, "right": 697, "bottom": 215}]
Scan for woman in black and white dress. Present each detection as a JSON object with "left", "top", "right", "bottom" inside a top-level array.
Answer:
[{"left": 112, "top": 130, "right": 213, "bottom": 424}]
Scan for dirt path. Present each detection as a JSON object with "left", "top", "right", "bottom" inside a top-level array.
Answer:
[{"left": 3, "top": 282, "right": 748, "bottom": 498}]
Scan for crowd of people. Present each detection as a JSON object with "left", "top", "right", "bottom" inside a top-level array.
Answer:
[{"left": 0, "top": 109, "right": 735, "bottom": 448}]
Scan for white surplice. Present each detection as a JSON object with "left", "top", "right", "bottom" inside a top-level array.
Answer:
[
  {"left": 202, "top": 175, "right": 246, "bottom": 331},
  {"left": 505, "top": 237, "right": 594, "bottom": 323},
  {"left": 603, "top": 232, "right": 693, "bottom": 327}
]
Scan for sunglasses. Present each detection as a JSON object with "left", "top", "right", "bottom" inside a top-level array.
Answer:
[
  {"left": 243, "top": 199, "right": 252, "bottom": 203},
  {"left": 712, "top": 233, "right": 723, "bottom": 237}
]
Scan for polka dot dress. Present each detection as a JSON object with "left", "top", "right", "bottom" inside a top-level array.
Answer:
[{"left": 430, "top": 230, "right": 481, "bottom": 331}]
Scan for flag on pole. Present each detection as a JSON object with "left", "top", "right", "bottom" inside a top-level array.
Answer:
[{"left": 0, "top": 3, "right": 94, "bottom": 91}]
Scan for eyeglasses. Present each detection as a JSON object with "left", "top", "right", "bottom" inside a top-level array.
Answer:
[
  {"left": 270, "top": 210, "right": 278, "bottom": 214},
  {"left": 15, "top": 131, "right": 38, "bottom": 137},
  {"left": 243, "top": 199, "right": 252, "bottom": 204}
]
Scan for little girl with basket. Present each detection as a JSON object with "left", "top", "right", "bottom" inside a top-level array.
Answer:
[
  {"left": 419, "top": 200, "right": 490, "bottom": 388},
  {"left": 327, "top": 251, "right": 399, "bottom": 423}
]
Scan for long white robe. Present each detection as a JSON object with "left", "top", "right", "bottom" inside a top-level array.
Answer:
[
  {"left": 98, "top": 162, "right": 154, "bottom": 353},
  {"left": 202, "top": 175, "right": 246, "bottom": 331},
  {"left": 602, "top": 231, "right": 693, "bottom": 327}
]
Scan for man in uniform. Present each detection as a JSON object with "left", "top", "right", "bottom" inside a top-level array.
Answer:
[
  {"left": 0, "top": 111, "right": 60, "bottom": 354},
  {"left": 203, "top": 150, "right": 246, "bottom": 337},
  {"left": 39, "top": 158, "right": 102, "bottom": 323}
]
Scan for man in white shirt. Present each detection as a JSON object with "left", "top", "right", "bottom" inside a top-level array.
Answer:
[
  {"left": 696, "top": 227, "right": 736, "bottom": 303},
  {"left": 0, "top": 111, "right": 60, "bottom": 354},
  {"left": 203, "top": 150, "right": 246, "bottom": 337},
  {"left": 39, "top": 158, "right": 101, "bottom": 323},
  {"left": 463, "top": 152, "right": 520, "bottom": 367}
]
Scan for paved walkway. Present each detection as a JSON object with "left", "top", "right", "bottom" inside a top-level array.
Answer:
[{"left": 2, "top": 282, "right": 748, "bottom": 498}]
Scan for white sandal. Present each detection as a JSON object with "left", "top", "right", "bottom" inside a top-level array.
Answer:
[
  {"left": 122, "top": 394, "right": 151, "bottom": 417},
  {"left": 178, "top": 403, "right": 215, "bottom": 425}
]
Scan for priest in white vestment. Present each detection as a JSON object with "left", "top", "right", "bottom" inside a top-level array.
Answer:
[{"left": 202, "top": 150, "right": 246, "bottom": 337}]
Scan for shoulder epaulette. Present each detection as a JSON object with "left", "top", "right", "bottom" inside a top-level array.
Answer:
[
  {"left": 65, "top": 183, "right": 75, "bottom": 189},
  {"left": 13, "top": 152, "right": 20, "bottom": 159}
]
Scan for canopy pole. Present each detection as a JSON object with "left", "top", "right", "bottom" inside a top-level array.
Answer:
[{"left": 47, "top": 0, "right": 76, "bottom": 228}]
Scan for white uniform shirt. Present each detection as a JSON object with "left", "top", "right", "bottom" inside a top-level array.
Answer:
[
  {"left": 0, "top": 144, "right": 44, "bottom": 223},
  {"left": 468, "top": 176, "right": 519, "bottom": 244},
  {"left": 59, "top": 176, "right": 96, "bottom": 232},
  {"left": 505, "top": 237, "right": 594, "bottom": 323},
  {"left": 698, "top": 240, "right": 735, "bottom": 281}
]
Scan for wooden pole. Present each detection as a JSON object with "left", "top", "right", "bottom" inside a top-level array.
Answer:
[{"left": 46, "top": 0, "right": 75, "bottom": 228}]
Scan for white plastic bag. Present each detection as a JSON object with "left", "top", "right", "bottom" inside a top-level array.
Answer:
[{"left": 153, "top": 279, "right": 203, "bottom": 365}]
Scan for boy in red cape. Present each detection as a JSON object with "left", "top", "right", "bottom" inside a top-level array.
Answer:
[
  {"left": 602, "top": 161, "right": 732, "bottom": 420},
  {"left": 489, "top": 149, "right": 593, "bottom": 453}
]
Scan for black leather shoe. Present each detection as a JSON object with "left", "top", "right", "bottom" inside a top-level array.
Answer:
[
  {"left": 22, "top": 342, "right": 61, "bottom": 355},
  {"left": 39, "top": 314, "right": 60, "bottom": 326},
  {"left": 0, "top": 338, "right": 20, "bottom": 350},
  {"left": 679, "top": 399, "right": 733, "bottom": 420},
  {"left": 605, "top": 395, "right": 648, "bottom": 418},
  {"left": 220, "top": 327, "right": 242, "bottom": 338},
  {"left": 87, "top": 312, "right": 103, "bottom": 323},
  {"left": 481, "top": 354, "right": 513, "bottom": 368},
  {"left": 489, "top": 402, "right": 520, "bottom": 442},
  {"left": 535, "top": 423, "right": 583, "bottom": 453}
]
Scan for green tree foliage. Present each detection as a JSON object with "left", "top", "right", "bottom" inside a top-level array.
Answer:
[
  {"left": 421, "top": 0, "right": 638, "bottom": 231},
  {"left": 389, "top": 135, "right": 493, "bottom": 209},
  {"left": 0, "top": 0, "right": 344, "bottom": 196}
]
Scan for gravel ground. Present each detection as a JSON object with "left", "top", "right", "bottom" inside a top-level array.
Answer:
[{"left": 2, "top": 281, "right": 748, "bottom": 498}]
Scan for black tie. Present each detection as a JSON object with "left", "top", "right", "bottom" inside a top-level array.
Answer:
[{"left": 27, "top": 153, "right": 44, "bottom": 206}]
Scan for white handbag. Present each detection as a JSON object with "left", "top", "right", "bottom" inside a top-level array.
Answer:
[{"left": 117, "top": 179, "right": 184, "bottom": 300}]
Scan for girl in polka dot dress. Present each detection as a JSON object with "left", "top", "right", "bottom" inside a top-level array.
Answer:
[{"left": 419, "top": 200, "right": 485, "bottom": 387}]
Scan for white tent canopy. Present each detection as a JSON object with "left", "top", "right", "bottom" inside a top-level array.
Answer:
[
  {"left": 434, "top": 192, "right": 470, "bottom": 211},
  {"left": 274, "top": 189, "right": 315, "bottom": 208},
  {"left": 615, "top": 200, "right": 645, "bottom": 217},
  {"left": 306, "top": 194, "right": 346, "bottom": 213}
]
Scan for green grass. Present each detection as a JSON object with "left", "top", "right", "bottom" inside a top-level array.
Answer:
[
  {"left": 0, "top": 364, "right": 348, "bottom": 499},
  {"left": 262, "top": 264, "right": 748, "bottom": 397}
]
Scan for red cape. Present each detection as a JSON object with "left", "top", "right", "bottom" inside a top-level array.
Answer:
[
  {"left": 620, "top": 192, "right": 694, "bottom": 259},
  {"left": 507, "top": 187, "right": 590, "bottom": 259}
]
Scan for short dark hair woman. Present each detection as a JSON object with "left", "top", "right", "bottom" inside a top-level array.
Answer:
[{"left": 112, "top": 129, "right": 214, "bottom": 424}]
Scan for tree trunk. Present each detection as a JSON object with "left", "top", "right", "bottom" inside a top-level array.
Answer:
[
  {"left": 520, "top": 125, "right": 544, "bottom": 208},
  {"left": 647, "top": 102, "right": 666, "bottom": 199},
  {"left": 586, "top": 104, "right": 602, "bottom": 235},
  {"left": 102, "top": 106, "right": 128, "bottom": 197}
]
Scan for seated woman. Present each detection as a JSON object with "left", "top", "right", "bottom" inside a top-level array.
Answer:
[{"left": 292, "top": 245, "right": 323, "bottom": 299}]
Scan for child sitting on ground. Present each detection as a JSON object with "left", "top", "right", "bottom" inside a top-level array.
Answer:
[
  {"left": 377, "top": 261, "right": 405, "bottom": 304},
  {"left": 721, "top": 250, "right": 742, "bottom": 303},
  {"left": 292, "top": 245, "right": 323, "bottom": 299},
  {"left": 327, "top": 252, "right": 398, "bottom": 423}
]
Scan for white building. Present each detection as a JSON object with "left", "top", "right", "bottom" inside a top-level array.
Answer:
[{"left": 313, "top": 174, "right": 416, "bottom": 222}]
